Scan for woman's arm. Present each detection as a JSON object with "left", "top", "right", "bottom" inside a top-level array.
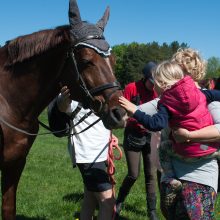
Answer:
[
  {"left": 173, "top": 101, "right": 220, "bottom": 143},
  {"left": 138, "top": 98, "right": 159, "bottom": 116},
  {"left": 47, "top": 87, "right": 71, "bottom": 137},
  {"left": 202, "top": 89, "right": 220, "bottom": 103},
  {"left": 173, "top": 126, "right": 220, "bottom": 143}
]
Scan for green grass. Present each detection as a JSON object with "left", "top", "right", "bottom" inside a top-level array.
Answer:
[{"left": 1, "top": 111, "right": 220, "bottom": 219}]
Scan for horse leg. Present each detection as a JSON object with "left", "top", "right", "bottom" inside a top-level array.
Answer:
[{"left": 1, "top": 159, "right": 26, "bottom": 220}]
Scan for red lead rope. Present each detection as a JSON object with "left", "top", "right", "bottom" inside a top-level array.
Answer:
[
  {"left": 107, "top": 132, "right": 123, "bottom": 185},
  {"left": 107, "top": 132, "right": 123, "bottom": 220}
]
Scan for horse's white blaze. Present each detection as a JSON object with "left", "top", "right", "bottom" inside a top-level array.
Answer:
[{"left": 105, "top": 57, "right": 114, "bottom": 76}]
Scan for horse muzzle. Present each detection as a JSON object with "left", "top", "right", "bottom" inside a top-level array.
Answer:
[{"left": 101, "top": 106, "right": 127, "bottom": 129}]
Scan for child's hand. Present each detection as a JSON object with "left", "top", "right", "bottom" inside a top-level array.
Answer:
[{"left": 118, "top": 96, "right": 137, "bottom": 116}]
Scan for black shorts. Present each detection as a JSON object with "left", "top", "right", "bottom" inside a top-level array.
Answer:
[
  {"left": 123, "top": 128, "right": 151, "bottom": 153},
  {"left": 77, "top": 161, "right": 112, "bottom": 192}
]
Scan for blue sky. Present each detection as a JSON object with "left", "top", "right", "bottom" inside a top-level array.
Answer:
[{"left": 0, "top": 0, "right": 219, "bottom": 59}]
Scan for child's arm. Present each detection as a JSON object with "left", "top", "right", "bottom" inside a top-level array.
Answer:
[{"left": 119, "top": 96, "right": 169, "bottom": 131}]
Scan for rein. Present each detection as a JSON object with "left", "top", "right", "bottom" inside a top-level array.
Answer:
[
  {"left": 0, "top": 115, "right": 56, "bottom": 136},
  {"left": 0, "top": 111, "right": 99, "bottom": 136}
]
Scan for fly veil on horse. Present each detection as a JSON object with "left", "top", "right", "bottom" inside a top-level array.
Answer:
[{"left": 0, "top": 0, "right": 126, "bottom": 219}]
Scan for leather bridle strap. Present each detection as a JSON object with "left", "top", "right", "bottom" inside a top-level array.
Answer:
[
  {"left": 70, "top": 117, "right": 101, "bottom": 136},
  {"left": 89, "top": 81, "right": 121, "bottom": 95},
  {"left": 69, "top": 49, "right": 120, "bottom": 102},
  {"left": 68, "top": 34, "right": 121, "bottom": 114}
]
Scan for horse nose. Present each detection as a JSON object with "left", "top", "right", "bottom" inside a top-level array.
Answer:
[
  {"left": 110, "top": 106, "right": 122, "bottom": 121},
  {"left": 103, "top": 106, "right": 127, "bottom": 129}
]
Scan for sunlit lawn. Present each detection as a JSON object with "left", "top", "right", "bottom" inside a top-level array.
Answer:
[{"left": 0, "top": 111, "right": 220, "bottom": 219}]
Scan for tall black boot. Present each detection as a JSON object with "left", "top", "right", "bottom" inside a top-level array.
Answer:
[
  {"left": 147, "top": 194, "right": 159, "bottom": 220},
  {"left": 114, "top": 175, "right": 136, "bottom": 219}
]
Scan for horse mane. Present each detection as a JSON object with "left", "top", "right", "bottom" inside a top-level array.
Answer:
[{"left": 6, "top": 25, "right": 70, "bottom": 66}]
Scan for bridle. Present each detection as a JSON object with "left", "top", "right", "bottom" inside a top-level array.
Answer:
[
  {"left": 68, "top": 35, "right": 121, "bottom": 114},
  {"left": 0, "top": 35, "right": 121, "bottom": 136}
]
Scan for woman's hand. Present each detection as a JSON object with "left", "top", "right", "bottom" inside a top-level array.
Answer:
[
  {"left": 118, "top": 96, "right": 137, "bottom": 116},
  {"left": 172, "top": 128, "right": 190, "bottom": 143},
  {"left": 57, "top": 86, "right": 72, "bottom": 112}
]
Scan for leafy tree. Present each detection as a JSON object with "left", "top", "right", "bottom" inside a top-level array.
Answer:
[
  {"left": 112, "top": 43, "right": 128, "bottom": 83},
  {"left": 207, "top": 57, "right": 220, "bottom": 78},
  {"left": 112, "top": 41, "right": 189, "bottom": 88}
]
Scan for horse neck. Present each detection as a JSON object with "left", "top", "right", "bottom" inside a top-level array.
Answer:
[
  {"left": 31, "top": 44, "right": 70, "bottom": 117},
  {"left": 4, "top": 43, "right": 70, "bottom": 121}
]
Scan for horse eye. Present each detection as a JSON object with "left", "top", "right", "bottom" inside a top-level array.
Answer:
[
  {"left": 80, "top": 58, "right": 87, "bottom": 64},
  {"left": 78, "top": 59, "right": 94, "bottom": 71},
  {"left": 81, "top": 59, "right": 89, "bottom": 63},
  {"left": 82, "top": 59, "right": 93, "bottom": 66}
]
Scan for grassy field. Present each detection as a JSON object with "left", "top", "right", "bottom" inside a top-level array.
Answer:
[{"left": 1, "top": 111, "right": 220, "bottom": 220}]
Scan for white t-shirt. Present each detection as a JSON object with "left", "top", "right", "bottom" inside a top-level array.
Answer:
[{"left": 66, "top": 100, "right": 111, "bottom": 163}]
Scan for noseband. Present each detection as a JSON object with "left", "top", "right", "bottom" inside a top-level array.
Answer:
[{"left": 67, "top": 36, "right": 121, "bottom": 113}]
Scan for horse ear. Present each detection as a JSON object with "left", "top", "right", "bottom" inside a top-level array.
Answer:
[
  {"left": 69, "top": 0, "right": 82, "bottom": 27},
  {"left": 96, "top": 6, "right": 110, "bottom": 32}
]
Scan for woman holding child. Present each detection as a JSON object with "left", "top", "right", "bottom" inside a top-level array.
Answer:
[{"left": 119, "top": 48, "right": 220, "bottom": 220}]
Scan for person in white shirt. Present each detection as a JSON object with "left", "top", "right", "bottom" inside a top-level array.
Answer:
[{"left": 53, "top": 86, "right": 115, "bottom": 220}]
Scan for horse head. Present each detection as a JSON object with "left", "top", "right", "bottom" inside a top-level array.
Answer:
[{"left": 64, "top": 0, "right": 127, "bottom": 129}]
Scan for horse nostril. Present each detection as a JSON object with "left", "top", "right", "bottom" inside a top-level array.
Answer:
[
  {"left": 102, "top": 106, "right": 127, "bottom": 129},
  {"left": 111, "top": 107, "right": 122, "bottom": 122}
]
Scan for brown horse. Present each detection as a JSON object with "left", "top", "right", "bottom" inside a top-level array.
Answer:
[{"left": 0, "top": 1, "right": 126, "bottom": 219}]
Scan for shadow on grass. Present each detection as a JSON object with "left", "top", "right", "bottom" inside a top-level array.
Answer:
[
  {"left": 74, "top": 212, "right": 98, "bottom": 220},
  {"left": 74, "top": 212, "right": 129, "bottom": 220},
  {"left": 122, "top": 203, "right": 146, "bottom": 217},
  {"left": 63, "top": 194, "right": 146, "bottom": 219},
  {"left": 16, "top": 215, "right": 47, "bottom": 220},
  {"left": 63, "top": 192, "right": 84, "bottom": 203}
]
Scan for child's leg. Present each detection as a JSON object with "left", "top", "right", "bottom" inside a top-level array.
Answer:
[
  {"left": 159, "top": 136, "right": 182, "bottom": 207},
  {"left": 159, "top": 139, "right": 177, "bottom": 185}
]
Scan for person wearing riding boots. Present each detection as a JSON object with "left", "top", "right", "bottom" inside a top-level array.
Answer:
[
  {"left": 115, "top": 62, "right": 159, "bottom": 220},
  {"left": 48, "top": 86, "right": 115, "bottom": 220}
]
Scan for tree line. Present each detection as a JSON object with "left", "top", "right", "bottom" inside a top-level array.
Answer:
[
  {"left": 1, "top": 41, "right": 220, "bottom": 87},
  {"left": 112, "top": 41, "right": 220, "bottom": 88}
]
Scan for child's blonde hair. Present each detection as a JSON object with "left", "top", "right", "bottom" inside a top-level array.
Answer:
[
  {"left": 171, "top": 48, "right": 207, "bottom": 82},
  {"left": 153, "top": 60, "right": 184, "bottom": 90}
]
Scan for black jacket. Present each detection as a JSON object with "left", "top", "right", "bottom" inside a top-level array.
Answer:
[{"left": 47, "top": 97, "right": 70, "bottom": 137}]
